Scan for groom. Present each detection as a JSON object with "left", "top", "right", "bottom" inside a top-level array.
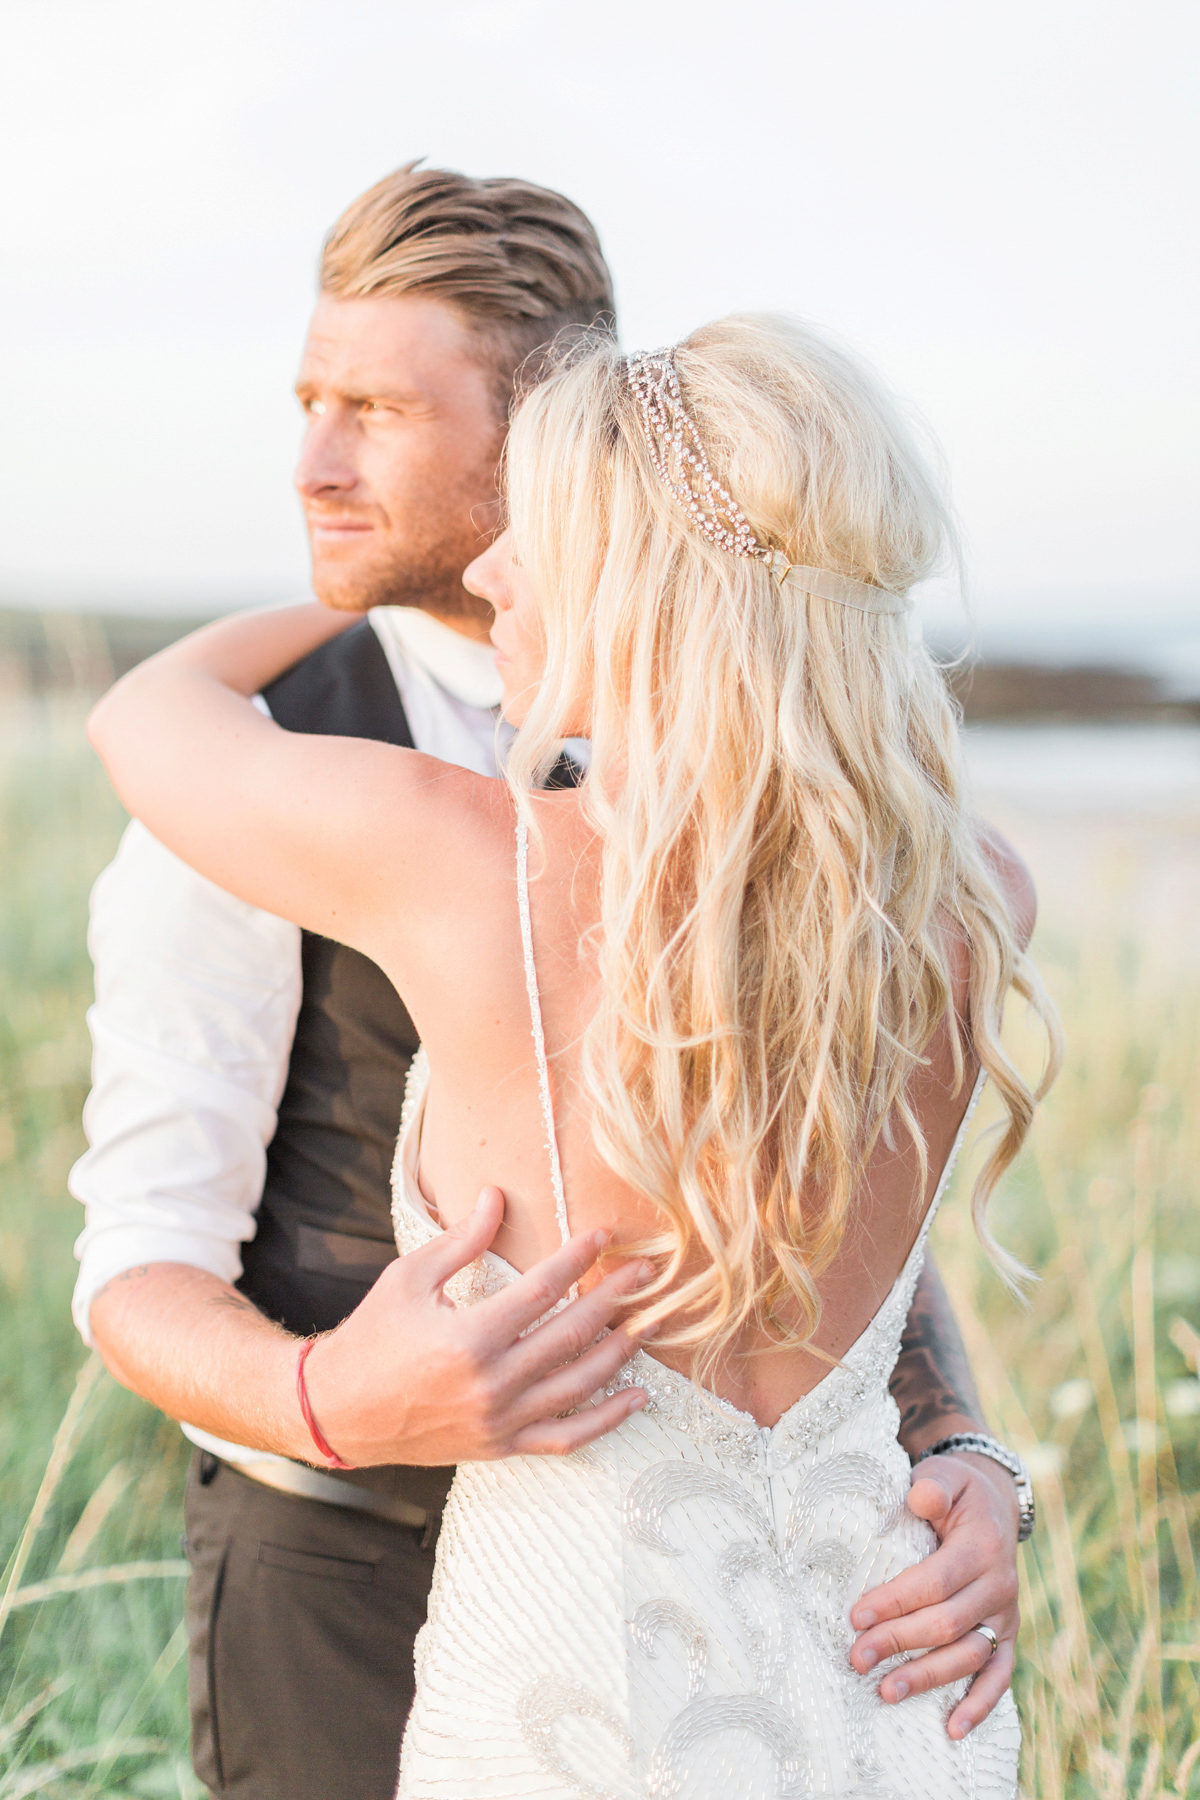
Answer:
[{"left": 72, "top": 164, "right": 1022, "bottom": 1800}]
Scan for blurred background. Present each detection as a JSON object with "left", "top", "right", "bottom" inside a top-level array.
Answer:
[{"left": 1, "top": 2, "right": 1197, "bottom": 1795}]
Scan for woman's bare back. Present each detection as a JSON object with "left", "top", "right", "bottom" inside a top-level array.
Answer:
[{"left": 389, "top": 782, "right": 1015, "bottom": 1430}]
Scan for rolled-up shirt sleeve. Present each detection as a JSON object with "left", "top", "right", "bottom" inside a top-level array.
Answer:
[{"left": 69, "top": 819, "right": 302, "bottom": 1344}]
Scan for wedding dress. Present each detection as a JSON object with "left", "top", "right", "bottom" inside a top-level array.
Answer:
[{"left": 392, "top": 818, "right": 1020, "bottom": 1798}]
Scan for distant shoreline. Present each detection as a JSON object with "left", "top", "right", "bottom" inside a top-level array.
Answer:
[
  {"left": 945, "top": 659, "right": 1200, "bottom": 725},
  {"left": 2, "top": 606, "right": 1198, "bottom": 726}
]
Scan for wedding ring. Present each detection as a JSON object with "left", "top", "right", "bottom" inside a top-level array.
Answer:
[{"left": 972, "top": 1624, "right": 1000, "bottom": 1658}]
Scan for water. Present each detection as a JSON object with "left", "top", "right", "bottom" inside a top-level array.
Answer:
[
  {"left": 959, "top": 723, "right": 1200, "bottom": 963},
  {"left": 962, "top": 722, "right": 1200, "bottom": 815}
]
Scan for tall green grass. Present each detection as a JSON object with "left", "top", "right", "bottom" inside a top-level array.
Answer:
[
  {"left": 931, "top": 889, "right": 1200, "bottom": 1797},
  {"left": 0, "top": 689, "right": 1196, "bottom": 1795},
  {"left": 0, "top": 696, "right": 196, "bottom": 1798}
]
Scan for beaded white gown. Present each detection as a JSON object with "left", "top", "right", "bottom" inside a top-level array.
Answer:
[{"left": 392, "top": 819, "right": 1020, "bottom": 1799}]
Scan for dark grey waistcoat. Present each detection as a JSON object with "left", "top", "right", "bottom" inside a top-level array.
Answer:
[{"left": 237, "top": 619, "right": 453, "bottom": 1513}]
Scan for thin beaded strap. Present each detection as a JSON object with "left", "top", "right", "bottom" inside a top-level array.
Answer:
[
  {"left": 516, "top": 812, "right": 572, "bottom": 1252},
  {"left": 912, "top": 1065, "right": 989, "bottom": 1256}
]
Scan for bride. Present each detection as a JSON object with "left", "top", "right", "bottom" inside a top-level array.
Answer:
[{"left": 90, "top": 316, "right": 1057, "bottom": 1798}]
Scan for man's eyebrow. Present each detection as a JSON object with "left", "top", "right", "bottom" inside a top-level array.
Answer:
[{"left": 294, "top": 375, "right": 422, "bottom": 406}]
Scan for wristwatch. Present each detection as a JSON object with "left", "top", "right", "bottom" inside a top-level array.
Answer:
[{"left": 915, "top": 1432, "right": 1036, "bottom": 1542}]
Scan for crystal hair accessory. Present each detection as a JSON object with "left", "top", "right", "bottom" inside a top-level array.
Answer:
[
  {"left": 624, "top": 349, "right": 909, "bottom": 616},
  {"left": 625, "top": 351, "right": 765, "bottom": 559}
]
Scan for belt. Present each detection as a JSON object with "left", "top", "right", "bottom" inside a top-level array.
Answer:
[{"left": 231, "top": 1456, "right": 433, "bottom": 1534}]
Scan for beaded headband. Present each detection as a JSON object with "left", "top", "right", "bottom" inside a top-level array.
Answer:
[{"left": 624, "top": 349, "right": 909, "bottom": 617}]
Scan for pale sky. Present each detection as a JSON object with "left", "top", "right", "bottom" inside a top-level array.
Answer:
[{"left": 1, "top": 0, "right": 1196, "bottom": 645}]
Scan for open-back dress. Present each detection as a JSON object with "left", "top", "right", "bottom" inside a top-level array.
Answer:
[{"left": 391, "top": 817, "right": 1020, "bottom": 1798}]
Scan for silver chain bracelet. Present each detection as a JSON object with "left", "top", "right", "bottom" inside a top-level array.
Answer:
[{"left": 915, "top": 1432, "right": 1036, "bottom": 1542}]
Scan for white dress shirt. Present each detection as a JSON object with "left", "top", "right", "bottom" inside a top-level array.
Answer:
[{"left": 69, "top": 607, "right": 504, "bottom": 1462}]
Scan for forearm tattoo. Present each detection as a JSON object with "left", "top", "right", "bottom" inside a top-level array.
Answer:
[
  {"left": 95, "top": 1266, "right": 263, "bottom": 1324},
  {"left": 205, "top": 1289, "right": 260, "bottom": 1317},
  {"left": 890, "top": 1260, "right": 986, "bottom": 1450}
]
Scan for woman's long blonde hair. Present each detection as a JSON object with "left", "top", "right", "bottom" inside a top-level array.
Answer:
[{"left": 505, "top": 315, "right": 1059, "bottom": 1383}]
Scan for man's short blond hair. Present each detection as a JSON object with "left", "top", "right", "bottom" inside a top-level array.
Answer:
[{"left": 320, "top": 163, "right": 616, "bottom": 409}]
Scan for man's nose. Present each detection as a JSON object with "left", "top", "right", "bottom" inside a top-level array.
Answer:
[{"left": 294, "top": 413, "right": 359, "bottom": 501}]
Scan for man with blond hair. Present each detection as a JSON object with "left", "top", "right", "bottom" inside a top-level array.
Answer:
[{"left": 72, "top": 165, "right": 1028, "bottom": 1800}]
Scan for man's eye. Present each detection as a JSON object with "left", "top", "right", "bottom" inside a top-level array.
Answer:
[{"left": 304, "top": 399, "right": 326, "bottom": 417}]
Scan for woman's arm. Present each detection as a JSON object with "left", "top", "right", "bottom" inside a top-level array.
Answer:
[
  {"left": 87, "top": 605, "right": 484, "bottom": 965},
  {"left": 101, "top": 603, "right": 357, "bottom": 706}
]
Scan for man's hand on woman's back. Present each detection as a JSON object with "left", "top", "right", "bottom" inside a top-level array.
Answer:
[
  {"left": 301, "top": 1187, "right": 652, "bottom": 1465},
  {"left": 89, "top": 1185, "right": 651, "bottom": 1470}
]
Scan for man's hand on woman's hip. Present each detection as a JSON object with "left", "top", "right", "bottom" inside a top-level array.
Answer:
[{"left": 848, "top": 1450, "right": 1021, "bottom": 1741}]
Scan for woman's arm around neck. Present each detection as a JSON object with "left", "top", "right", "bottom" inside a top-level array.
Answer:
[{"left": 87, "top": 603, "right": 499, "bottom": 980}]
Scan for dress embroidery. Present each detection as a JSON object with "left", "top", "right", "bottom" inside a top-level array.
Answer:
[{"left": 391, "top": 818, "right": 1017, "bottom": 1797}]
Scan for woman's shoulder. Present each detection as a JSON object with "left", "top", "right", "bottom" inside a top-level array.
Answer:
[
  {"left": 376, "top": 751, "right": 518, "bottom": 862},
  {"left": 975, "top": 819, "right": 1037, "bottom": 950},
  {"left": 933, "top": 821, "right": 1036, "bottom": 1034}
]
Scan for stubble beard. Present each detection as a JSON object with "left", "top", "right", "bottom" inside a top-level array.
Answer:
[
  {"left": 311, "top": 536, "right": 493, "bottom": 623},
  {"left": 311, "top": 433, "right": 504, "bottom": 625}
]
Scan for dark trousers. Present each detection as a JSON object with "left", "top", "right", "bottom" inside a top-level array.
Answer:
[{"left": 183, "top": 1453, "right": 438, "bottom": 1800}]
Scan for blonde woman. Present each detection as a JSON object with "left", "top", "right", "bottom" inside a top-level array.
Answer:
[{"left": 90, "top": 317, "right": 1056, "bottom": 1797}]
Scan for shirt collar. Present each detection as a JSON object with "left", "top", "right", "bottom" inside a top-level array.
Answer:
[{"left": 370, "top": 606, "right": 503, "bottom": 710}]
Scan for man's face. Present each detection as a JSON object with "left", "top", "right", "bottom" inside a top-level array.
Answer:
[{"left": 294, "top": 292, "right": 505, "bottom": 635}]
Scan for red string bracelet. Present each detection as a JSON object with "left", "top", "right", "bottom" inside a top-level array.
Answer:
[{"left": 296, "top": 1339, "right": 354, "bottom": 1470}]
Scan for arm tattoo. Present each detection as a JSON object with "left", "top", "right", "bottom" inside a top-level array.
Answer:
[
  {"left": 92, "top": 1265, "right": 152, "bottom": 1305},
  {"left": 890, "top": 1258, "right": 986, "bottom": 1452},
  {"left": 205, "top": 1290, "right": 260, "bottom": 1318},
  {"left": 94, "top": 1267, "right": 265, "bottom": 1324}
]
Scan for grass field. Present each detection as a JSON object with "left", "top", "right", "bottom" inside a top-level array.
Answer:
[
  {"left": 930, "top": 763, "right": 1200, "bottom": 1799},
  {"left": 0, "top": 689, "right": 1196, "bottom": 1797}
]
